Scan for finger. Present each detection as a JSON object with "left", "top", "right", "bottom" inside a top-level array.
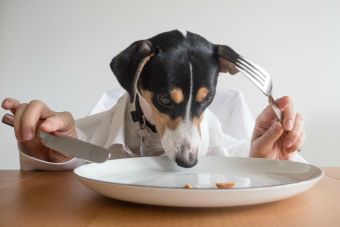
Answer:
[
  {"left": 276, "top": 96, "right": 290, "bottom": 110},
  {"left": 253, "top": 104, "right": 278, "bottom": 138},
  {"left": 20, "top": 100, "right": 55, "bottom": 141},
  {"left": 40, "top": 112, "right": 74, "bottom": 134},
  {"left": 2, "top": 98, "right": 21, "bottom": 114},
  {"left": 283, "top": 113, "right": 304, "bottom": 148},
  {"left": 257, "top": 105, "right": 278, "bottom": 124},
  {"left": 13, "top": 104, "right": 27, "bottom": 141},
  {"left": 276, "top": 96, "right": 295, "bottom": 131},
  {"left": 286, "top": 130, "right": 306, "bottom": 153},
  {"left": 256, "top": 121, "right": 284, "bottom": 152}
]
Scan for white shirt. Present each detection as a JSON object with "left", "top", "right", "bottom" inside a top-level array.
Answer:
[{"left": 19, "top": 89, "right": 306, "bottom": 170}]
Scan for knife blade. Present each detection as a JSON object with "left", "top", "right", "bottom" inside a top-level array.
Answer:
[{"left": 2, "top": 113, "right": 110, "bottom": 163}]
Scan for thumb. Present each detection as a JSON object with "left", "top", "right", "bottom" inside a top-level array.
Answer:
[{"left": 256, "top": 121, "right": 284, "bottom": 148}]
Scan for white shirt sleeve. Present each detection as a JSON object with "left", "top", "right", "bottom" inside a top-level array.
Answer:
[
  {"left": 19, "top": 148, "right": 87, "bottom": 171},
  {"left": 18, "top": 125, "right": 94, "bottom": 170}
]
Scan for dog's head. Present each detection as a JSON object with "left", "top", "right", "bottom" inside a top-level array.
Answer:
[{"left": 110, "top": 30, "right": 240, "bottom": 168}]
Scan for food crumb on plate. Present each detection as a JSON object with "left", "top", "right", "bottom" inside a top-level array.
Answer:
[
  {"left": 184, "top": 184, "right": 193, "bottom": 189},
  {"left": 215, "top": 182, "right": 235, "bottom": 189}
]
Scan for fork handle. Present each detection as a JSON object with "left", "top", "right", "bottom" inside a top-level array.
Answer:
[{"left": 268, "top": 95, "right": 283, "bottom": 123}]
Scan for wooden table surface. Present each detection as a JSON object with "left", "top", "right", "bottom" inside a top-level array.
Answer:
[{"left": 0, "top": 168, "right": 339, "bottom": 227}]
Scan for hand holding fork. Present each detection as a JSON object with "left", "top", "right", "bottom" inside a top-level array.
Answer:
[{"left": 219, "top": 46, "right": 304, "bottom": 158}]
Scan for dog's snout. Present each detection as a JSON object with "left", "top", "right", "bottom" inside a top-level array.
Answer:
[{"left": 175, "top": 145, "right": 198, "bottom": 168}]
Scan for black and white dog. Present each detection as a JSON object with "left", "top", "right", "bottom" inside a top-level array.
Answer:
[{"left": 110, "top": 30, "right": 240, "bottom": 168}]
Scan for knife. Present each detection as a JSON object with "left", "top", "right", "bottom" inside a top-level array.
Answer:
[{"left": 2, "top": 114, "right": 111, "bottom": 163}]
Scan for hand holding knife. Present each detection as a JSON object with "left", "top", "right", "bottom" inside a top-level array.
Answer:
[{"left": 2, "top": 114, "right": 110, "bottom": 163}]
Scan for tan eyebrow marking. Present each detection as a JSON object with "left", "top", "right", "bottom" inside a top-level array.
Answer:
[
  {"left": 195, "top": 87, "right": 209, "bottom": 102},
  {"left": 170, "top": 87, "right": 184, "bottom": 104}
]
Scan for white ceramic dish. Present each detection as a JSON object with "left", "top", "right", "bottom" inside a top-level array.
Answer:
[{"left": 74, "top": 156, "right": 323, "bottom": 207}]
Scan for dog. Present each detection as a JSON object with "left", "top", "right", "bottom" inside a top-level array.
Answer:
[{"left": 110, "top": 30, "right": 240, "bottom": 168}]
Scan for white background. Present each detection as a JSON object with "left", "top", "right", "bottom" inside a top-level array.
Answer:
[{"left": 1, "top": 0, "right": 339, "bottom": 169}]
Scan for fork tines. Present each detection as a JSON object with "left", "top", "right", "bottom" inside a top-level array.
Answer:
[{"left": 235, "top": 56, "right": 270, "bottom": 90}]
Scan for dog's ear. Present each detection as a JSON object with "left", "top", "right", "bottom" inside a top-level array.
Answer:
[
  {"left": 110, "top": 40, "right": 153, "bottom": 103},
  {"left": 215, "top": 45, "right": 240, "bottom": 75}
]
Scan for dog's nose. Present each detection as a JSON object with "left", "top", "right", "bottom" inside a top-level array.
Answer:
[{"left": 175, "top": 145, "right": 198, "bottom": 168}]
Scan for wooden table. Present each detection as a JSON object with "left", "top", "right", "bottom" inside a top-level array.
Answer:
[{"left": 0, "top": 168, "right": 339, "bottom": 227}]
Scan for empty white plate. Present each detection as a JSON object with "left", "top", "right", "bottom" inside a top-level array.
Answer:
[{"left": 74, "top": 156, "right": 323, "bottom": 207}]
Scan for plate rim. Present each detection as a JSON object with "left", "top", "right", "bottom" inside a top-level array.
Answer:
[{"left": 74, "top": 156, "right": 325, "bottom": 191}]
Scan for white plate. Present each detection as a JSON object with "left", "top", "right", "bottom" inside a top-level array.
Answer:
[{"left": 74, "top": 156, "right": 323, "bottom": 207}]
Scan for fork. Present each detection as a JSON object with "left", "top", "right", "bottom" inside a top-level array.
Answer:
[{"left": 234, "top": 56, "right": 283, "bottom": 123}]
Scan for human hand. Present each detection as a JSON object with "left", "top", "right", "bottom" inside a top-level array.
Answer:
[
  {"left": 2, "top": 98, "right": 76, "bottom": 162},
  {"left": 250, "top": 96, "right": 305, "bottom": 160}
]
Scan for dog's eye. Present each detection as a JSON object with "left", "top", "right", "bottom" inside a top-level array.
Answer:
[
  {"left": 203, "top": 95, "right": 214, "bottom": 103},
  {"left": 157, "top": 94, "right": 172, "bottom": 107}
]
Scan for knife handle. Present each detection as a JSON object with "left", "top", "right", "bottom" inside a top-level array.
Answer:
[
  {"left": 2, "top": 114, "right": 64, "bottom": 145},
  {"left": 2, "top": 113, "right": 15, "bottom": 127},
  {"left": 2, "top": 113, "right": 47, "bottom": 143},
  {"left": 2, "top": 114, "right": 46, "bottom": 142}
]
